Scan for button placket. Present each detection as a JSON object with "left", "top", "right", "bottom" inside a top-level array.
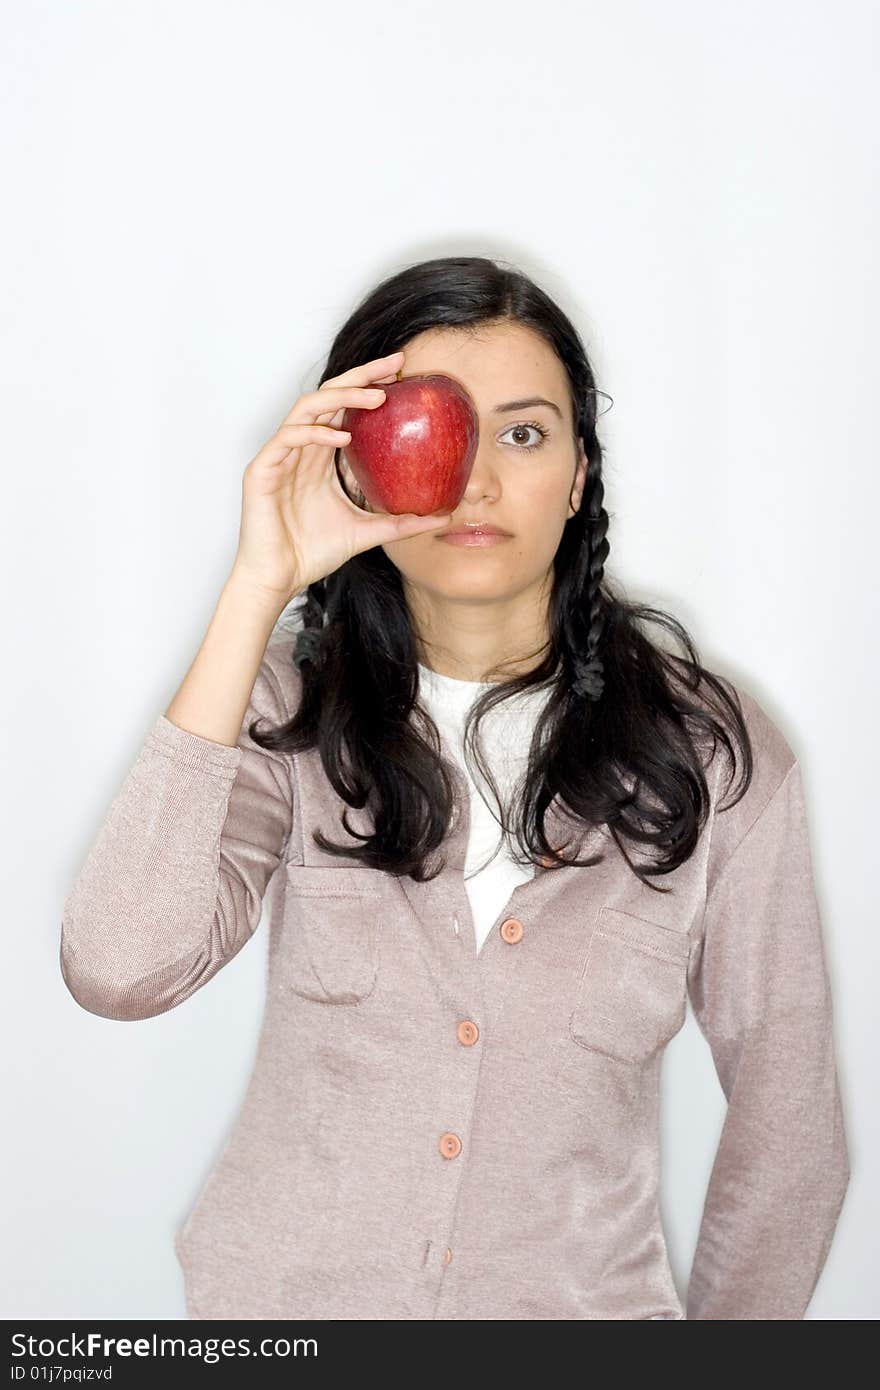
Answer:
[{"left": 397, "top": 759, "right": 609, "bottom": 1315}]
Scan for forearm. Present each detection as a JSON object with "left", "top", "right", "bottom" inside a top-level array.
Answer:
[
  {"left": 164, "top": 575, "right": 291, "bottom": 747},
  {"left": 62, "top": 670, "right": 297, "bottom": 1020}
]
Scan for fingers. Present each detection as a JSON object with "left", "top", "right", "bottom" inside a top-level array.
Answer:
[
  {"left": 251, "top": 422, "right": 351, "bottom": 472},
  {"left": 309, "top": 349, "right": 405, "bottom": 427},
  {"left": 323, "top": 350, "right": 404, "bottom": 391},
  {"left": 274, "top": 422, "right": 352, "bottom": 448},
  {"left": 283, "top": 384, "right": 388, "bottom": 431},
  {"left": 278, "top": 350, "right": 405, "bottom": 438}
]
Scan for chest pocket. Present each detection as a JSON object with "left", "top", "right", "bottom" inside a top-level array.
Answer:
[
  {"left": 281, "top": 862, "right": 383, "bottom": 1004},
  {"left": 569, "top": 907, "right": 691, "bottom": 1064}
]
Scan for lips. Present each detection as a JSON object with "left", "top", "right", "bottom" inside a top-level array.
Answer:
[
  {"left": 435, "top": 522, "right": 512, "bottom": 538},
  {"left": 436, "top": 527, "right": 512, "bottom": 548}
]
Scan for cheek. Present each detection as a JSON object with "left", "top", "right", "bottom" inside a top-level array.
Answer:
[{"left": 517, "top": 470, "right": 571, "bottom": 523}]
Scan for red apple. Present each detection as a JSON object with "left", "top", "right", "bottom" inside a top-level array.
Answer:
[{"left": 340, "top": 373, "right": 479, "bottom": 515}]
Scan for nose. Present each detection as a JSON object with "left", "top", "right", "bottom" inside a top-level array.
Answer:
[{"left": 458, "top": 431, "right": 501, "bottom": 504}]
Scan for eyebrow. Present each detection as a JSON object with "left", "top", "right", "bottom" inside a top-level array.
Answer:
[{"left": 492, "top": 396, "right": 563, "bottom": 420}]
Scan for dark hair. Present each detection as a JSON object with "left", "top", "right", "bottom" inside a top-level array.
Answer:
[{"left": 250, "top": 255, "right": 752, "bottom": 889}]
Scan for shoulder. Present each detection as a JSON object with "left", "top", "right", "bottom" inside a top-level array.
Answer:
[{"left": 667, "top": 654, "right": 799, "bottom": 853}]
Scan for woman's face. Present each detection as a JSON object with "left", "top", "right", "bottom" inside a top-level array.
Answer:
[{"left": 350, "top": 320, "right": 587, "bottom": 609}]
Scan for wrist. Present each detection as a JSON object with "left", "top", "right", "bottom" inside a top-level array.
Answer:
[{"left": 222, "top": 571, "right": 293, "bottom": 622}]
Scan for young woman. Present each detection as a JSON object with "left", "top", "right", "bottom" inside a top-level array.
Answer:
[{"left": 61, "top": 255, "right": 850, "bottom": 1320}]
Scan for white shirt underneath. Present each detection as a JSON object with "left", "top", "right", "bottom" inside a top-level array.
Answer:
[{"left": 416, "top": 662, "right": 553, "bottom": 955}]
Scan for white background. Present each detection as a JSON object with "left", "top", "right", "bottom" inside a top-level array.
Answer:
[{"left": 2, "top": 0, "right": 874, "bottom": 1319}]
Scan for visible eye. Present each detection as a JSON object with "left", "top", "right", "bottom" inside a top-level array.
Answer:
[{"left": 499, "top": 420, "right": 551, "bottom": 452}]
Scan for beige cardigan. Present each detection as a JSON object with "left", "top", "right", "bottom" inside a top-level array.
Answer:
[{"left": 59, "top": 634, "right": 850, "bottom": 1320}]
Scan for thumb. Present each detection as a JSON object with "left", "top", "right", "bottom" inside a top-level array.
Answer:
[{"left": 372, "top": 511, "right": 454, "bottom": 542}]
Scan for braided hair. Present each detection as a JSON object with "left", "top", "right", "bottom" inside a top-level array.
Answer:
[
  {"left": 567, "top": 397, "right": 609, "bottom": 702},
  {"left": 292, "top": 581, "right": 329, "bottom": 674}
]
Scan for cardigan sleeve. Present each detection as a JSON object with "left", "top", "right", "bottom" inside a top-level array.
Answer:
[
  {"left": 60, "top": 640, "right": 297, "bottom": 1021},
  {"left": 685, "top": 759, "right": 850, "bottom": 1319}
]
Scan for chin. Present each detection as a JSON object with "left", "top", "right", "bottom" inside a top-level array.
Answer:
[{"left": 425, "top": 574, "right": 522, "bottom": 604}]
